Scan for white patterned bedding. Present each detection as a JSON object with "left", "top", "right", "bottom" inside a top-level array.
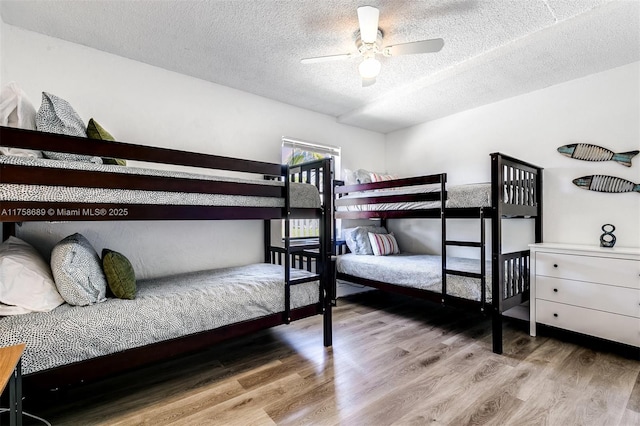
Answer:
[
  {"left": 0, "top": 263, "right": 319, "bottom": 375},
  {"left": 336, "top": 253, "right": 492, "bottom": 302},
  {"left": 336, "top": 183, "right": 491, "bottom": 211},
  {"left": 0, "top": 156, "right": 320, "bottom": 208}
]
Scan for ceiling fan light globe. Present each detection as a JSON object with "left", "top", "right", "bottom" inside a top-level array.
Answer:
[{"left": 359, "top": 57, "right": 381, "bottom": 79}]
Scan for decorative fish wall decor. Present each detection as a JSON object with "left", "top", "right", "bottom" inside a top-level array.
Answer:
[
  {"left": 557, "top": 144, "right": 639, "bottom": 167},
  {"left": 573, "top": 175, "right": 640, "bottom": 193}
]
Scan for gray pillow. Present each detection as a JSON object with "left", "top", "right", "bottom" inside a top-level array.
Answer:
[
  {"left": 50, "top": 233, "right": 107, "bottom": 306},
  {"left": 344, "top": 225, "right": 388, "bottom": 255},
  {"left": 355, "top": 169, "right": 373, "bottom": 184},
  {"left": 35, "top": 92, "right": 100, "bottom": 163}
]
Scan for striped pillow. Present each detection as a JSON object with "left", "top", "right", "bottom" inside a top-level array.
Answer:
[
  {"left": 369, "top": 172, "right": 397, "bottom": 182},
  {"left": 368, "top": 232, "right": 400, "bottom": 256}
]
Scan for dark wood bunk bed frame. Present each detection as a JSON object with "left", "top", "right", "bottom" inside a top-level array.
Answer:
[
  {"left": 0, "top": 125, "right": 335, "bottom": 392},
  {"left": 333, "top": 152, "right": 543, "bottom": 354}
]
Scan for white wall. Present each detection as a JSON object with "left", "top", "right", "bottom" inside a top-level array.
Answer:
[
  {"left": 385, "top": 61, "right": 640, "bottom": 252},
  {"left": 0, "top": 15, "right": 4, "bottom": 85},
  {"left": 0, "top": 24, "right": 386, "bottom": 278}
]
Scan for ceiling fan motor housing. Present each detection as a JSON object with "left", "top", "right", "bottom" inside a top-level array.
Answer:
[{"left": 355, "top": 29, "right": 384, "bottom": 58}]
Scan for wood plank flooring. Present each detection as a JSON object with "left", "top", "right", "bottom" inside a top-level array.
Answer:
[{"left": 11, "top": 291, "right": 640, "bottom": 425}]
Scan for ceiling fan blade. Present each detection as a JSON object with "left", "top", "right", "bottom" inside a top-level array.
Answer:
[
  {"left": 384, "top": 38, "right": 444, "bottom": 56},
  {"left": 362, "top": 77, "right": 376, "bottom": 87},
  {"left": 357, "top": 6, "right": 379, "bottom": 44},
  {"left": 300, "top": 53, "right": 353, "bottom": 64}
]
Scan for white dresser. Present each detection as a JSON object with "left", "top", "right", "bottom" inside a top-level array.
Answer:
[{"left": 529, "top": 243, "right": 640, "bottom": 347}]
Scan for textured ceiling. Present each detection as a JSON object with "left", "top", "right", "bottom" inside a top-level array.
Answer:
[{"left": 1, "top": 0, "right": 639, "bottom": 133}]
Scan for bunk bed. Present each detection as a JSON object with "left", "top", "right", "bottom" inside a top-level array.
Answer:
[
  {"left": 0, "top": 125, "right": 334, "bottom": 392},
  {"left": 334, "top": 153, "right": 543, "bottom": 354}
]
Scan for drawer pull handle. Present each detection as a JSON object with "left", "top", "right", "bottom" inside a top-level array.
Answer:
[
  {"left": 553, "top": 313, "right": 558, "bottom": 318},
  {"left": 553, "top": 288, "right": 558, "bottom": 293},
  {"left": 553, "top": 264, "right": 558, "bottom": 268}
]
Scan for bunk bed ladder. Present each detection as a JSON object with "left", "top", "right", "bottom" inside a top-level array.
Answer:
[{"left": 442, "top": 208, "right": 487, "bottom": 311}]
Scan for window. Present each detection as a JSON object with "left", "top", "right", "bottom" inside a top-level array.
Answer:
[
  {"left": 282, "top": 137, "right": 341, "bottom": 171},
  {"left": 282, "top": 137, "right": 340, "bottom": 239}
]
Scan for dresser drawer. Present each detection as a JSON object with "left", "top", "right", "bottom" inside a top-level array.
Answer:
[
  {"left": 536, "top": 252, "right": 640, "bottom": 289},
  {"left": 536, "top": 276, "right": 640, "bottom": 318},
  {"left": 536, "top": 299, "right": 640, "bottom": 347}
]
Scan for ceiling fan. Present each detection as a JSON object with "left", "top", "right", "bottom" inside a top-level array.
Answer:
[{"left": 301, "top": 6, "right": 444, "bottom": 87}]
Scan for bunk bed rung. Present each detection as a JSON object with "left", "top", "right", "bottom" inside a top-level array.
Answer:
[
  {"left": 444, "top": 207, "right": 496, "bottom": 218},
  {"left": 288, "top": 244, "right": 320, "bottom": 252},
  {"left": 271, "top": 245, "right": 318, "bottom": 252},
  {"left": 334, "top": 192, "right": 442, "bottom": 207},
  {"left": 290, "top": 274, "right": 321, "bottom": 286},
  {"left": 444, "top": 269, "right": 483, "bottom": 279},
  {"left": 289, "top": 208, "right": 323, "bottom": 219},
  {"left": 501, "top": 204, "right": 538, "bottom": 217},
  {"left": 336, "top": 209, "right": 442, "bottom": 220},
  {"left": 445, "top": 240, "right": 482, "bottom": 247}
]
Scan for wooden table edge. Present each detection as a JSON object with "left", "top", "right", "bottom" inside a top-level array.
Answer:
[{"left": 0, "top": 343, "right": 26, "bottom": 393}]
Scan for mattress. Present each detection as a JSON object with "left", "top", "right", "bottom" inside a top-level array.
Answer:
[
  {"left": 0, "top": 263, "right": 319, "bottom": 375},
  {"left": 336, "top": 253, "right": 492, "bottom": 302},
  {"left": 336, "top": 183, "right": 491, "bottom": 211},
  {"left": 0, "top": 156, "right": 321, "bottom": 209}
]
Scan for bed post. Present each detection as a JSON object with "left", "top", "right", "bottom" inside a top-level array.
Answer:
[
  {"left": 264, "top": 219, "right": 272, "bottom": 263},
  {"left": 283, "top": 164, "right": 292, "bottom": 324},
  {"left": 440, "top": 173, "right": 447, "bottom": 303},
  {"left": 2, "top": 223, "right": 16, "bottom": 241},
  {"left": 322, "top": 158, "right": 333, "bottom": 347},
  {"left": 490, "top": 153, "right": 503, "bottom": 354},
  {"left": 535, "top": 168, "right": 543, "bottom": 243}
]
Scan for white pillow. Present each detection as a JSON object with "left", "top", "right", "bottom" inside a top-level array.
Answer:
[
  {"left": 0, "top": 82, "right": 42, "bottom": 158},
  {"left": 0, "top": 236, "right": 64, "bottom": 315},
  {"left": 0, "top": 147, "right": 43, "bottom": 158},
  {"left": 50, "top": 233, "right": 107, "bottom": 306},
  {"left": 342, "top": 169, "right": 358, "bottom": 186},
  {"left": 368, "top": 232, "right": 400, "bottom": 256},
  {"left": 0, "top": 82, "right": 37, "bottom": 130},
  {"left": 0, "top": 303, "right": 33, "bottom": 316}
]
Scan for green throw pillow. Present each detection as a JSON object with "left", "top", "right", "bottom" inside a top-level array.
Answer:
[
  {"left": 87, "top": 118, "right": 126, "bottom": 166},
  {"left": 102, "top": 249, "right": 136, "bottom": 299}
]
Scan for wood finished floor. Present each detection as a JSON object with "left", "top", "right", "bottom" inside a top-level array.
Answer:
[{"left": 14, "top": 291, "right": 640, "bottom": 426}]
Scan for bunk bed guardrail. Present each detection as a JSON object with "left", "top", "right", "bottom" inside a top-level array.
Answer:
[{"left": 0, "top": 126, "right": 291, "bottom": 222}]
